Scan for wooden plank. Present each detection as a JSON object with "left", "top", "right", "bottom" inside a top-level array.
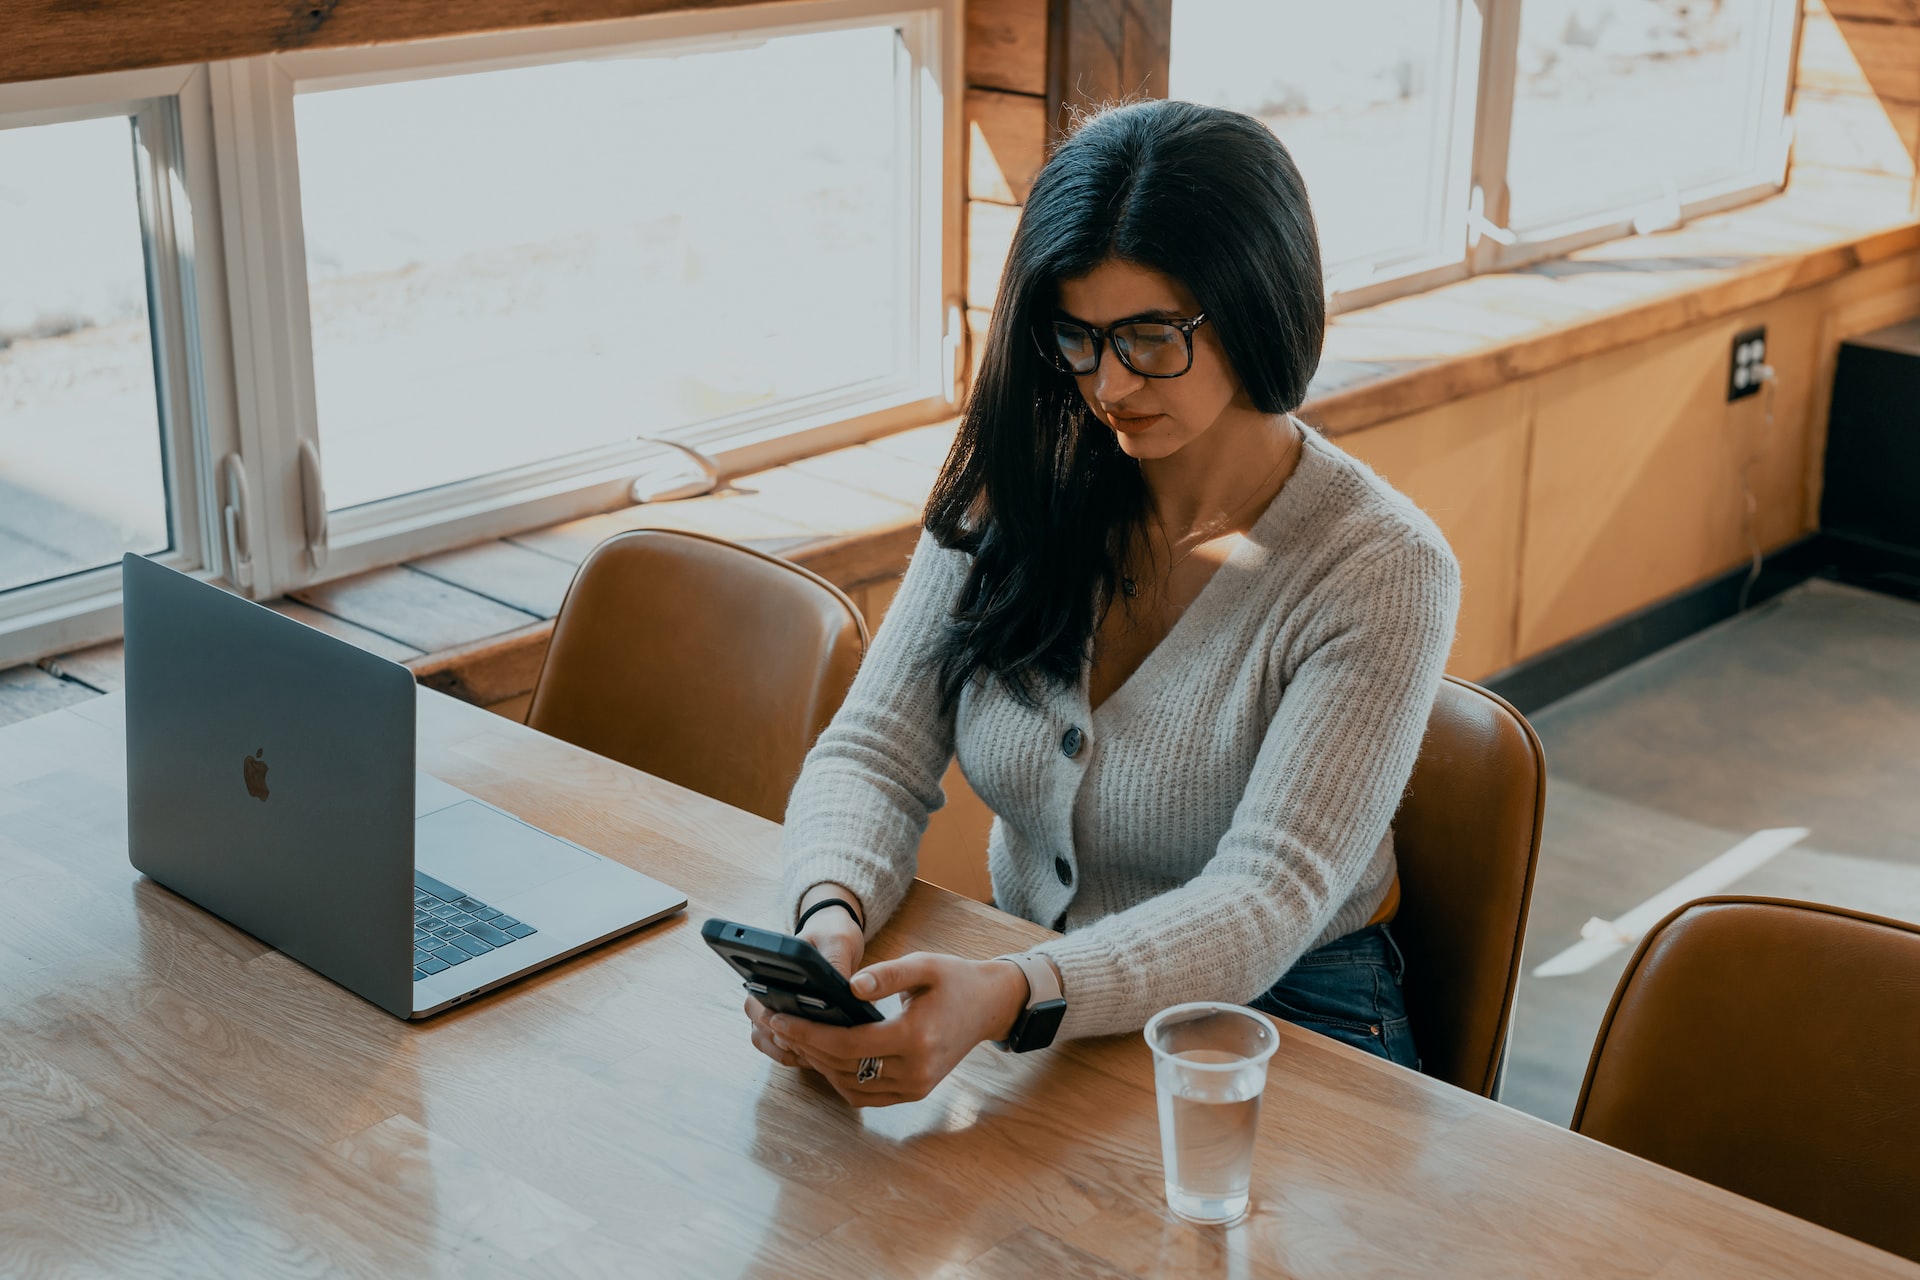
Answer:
[
  {"left": 508, "top": 501, "right": 814, "bottom": 567},
  {"left": 485, "top": 692, "right": 532, "bottom": 723},
  {"left": 1050, "top": 0, "right": 1127, "bottom": 132},
  {"left": 0, "top": 664, "right": 97, "bottom": 729},
  {"left": 966, "top": 0, "right": 1048, "bottom": 97},
  {"left": 786, "top": 523, "right": 922, "bottom": 593},
  {"left": 290, "top": 566, "right": 539, "bottom": 655},
  {"left": 261, "top": 599, "right": 424, "bottom": 662},
  {"left": 968, "top": 305, "right": 995, "bottom": 385},
  {"left": 0, "top": 0, "right": 770, "bottom": 87},
  {"left": 968, "top": 87, "right": 1049, "bottom": 205},
  {"left": 1822, "top": 17, "right": 1920, "bottom": 103},
  {"left": 407, "top": 619, "right": 552, "bottom": 708},
  {"left": 1119, "top": 0, "right": 1171, "bottom": 101},
  {"left": 864, "top": 420, "right": 960, "bottom": 470},
  {"left": 40, "top": 641, "right": 125, "bottom": 694},
  {"left": 785, "top": 443, "right": 939, "bottom": 508},
  {"left": 406, "top": 539, "right": 578, "bottom": 620},
  {"left": 1823, "top": 0, "right": 1920, "bottom": 19},
  {"left": 724, "top": 465, "right": 923, "bottom": 538},
  {"left": 968, "top": 199, "right": 1022, "bottom": 312},
  {"left": 1517, "top": 324, "right": 1767, "bottom": 657}
]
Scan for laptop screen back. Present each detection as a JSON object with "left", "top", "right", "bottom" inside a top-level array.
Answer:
[{"left": 121, "top": 554, "right": 415, "bottom": 1017}]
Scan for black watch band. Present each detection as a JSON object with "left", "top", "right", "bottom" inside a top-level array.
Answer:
[{"left": 994, "top": 953, "right": 1067, "bottom": 1053}]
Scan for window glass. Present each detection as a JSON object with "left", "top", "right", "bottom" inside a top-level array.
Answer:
[
  {"left": 0, "top": 115, "right": 170, "bottom": 596},
  {"left": 1506, "top": 0, "right": 1774, "bottom": 230},
  {"left": 1170, "top": 1, "right": 1460, "bottom": 281},
  {"left": 295, "top": 25, "right": 907, "bottom": 512}
]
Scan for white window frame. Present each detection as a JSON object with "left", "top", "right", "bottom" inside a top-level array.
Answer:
[
  {"left": 210, "top": 0, "right": 962, "bottom": 595},
  {"left": 0, "top": 65, "right": 241, "bottom": 668},
  {"left": 1292, "top": 0, "right": 1800, "bottom": 315},
  {"left": 1470, "top": 0, "right": 1800, "bottom": 276}
]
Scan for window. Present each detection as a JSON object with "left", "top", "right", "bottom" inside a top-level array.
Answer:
[
  {"left": 293, "top": 24, "right": 920, "bottom": 513},
  {"left": 1169, "top": 0, "right": 1798, "bottom": 309},
  {"left": 0, "top": 1, "right": 957, "bottom": 664},
  {"left": 218, "top": 2, "right": 957, "bottom": 586},
  {"left": 0, "top": 69, "right": 228, "bottom": 665},
  {"left": 1504, "top": 0, "right": 1794, "bottom": 236},
  {"left": 1169, "top": 2, "right": 1479, "bottom": 297},
  {"left": 0, "top": 114, "right": 169, "bottom": 595}
]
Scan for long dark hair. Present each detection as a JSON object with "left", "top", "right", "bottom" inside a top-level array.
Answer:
[{"left": 925, "top": 99, "right": 1325, "bottom": 710}]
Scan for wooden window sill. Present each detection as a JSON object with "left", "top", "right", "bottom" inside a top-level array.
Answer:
[{"left": 1301, "top": 169, "right": 1920, "bottom": 435}]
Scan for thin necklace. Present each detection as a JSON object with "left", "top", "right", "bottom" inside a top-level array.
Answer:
[{"left": 1121, "top": 433, "right": 1295, "bottom": 600}]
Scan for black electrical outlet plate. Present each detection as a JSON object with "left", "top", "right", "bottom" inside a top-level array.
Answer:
[{"left": 1729, "top": 325, "right": 1766, "bottom": 401}]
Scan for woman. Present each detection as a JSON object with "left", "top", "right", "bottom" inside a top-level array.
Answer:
[{"left": 745, "top": 99, "right": 1459, "bottom": 1106}]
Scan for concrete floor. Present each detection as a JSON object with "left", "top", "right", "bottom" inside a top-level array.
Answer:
[{"left": 1504, "top": 578, "right": 1920, "bottom": 1124}]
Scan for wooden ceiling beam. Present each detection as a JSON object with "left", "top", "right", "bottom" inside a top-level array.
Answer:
[{"left": 0, "top": 0, "right": 767, "bottom": 88}]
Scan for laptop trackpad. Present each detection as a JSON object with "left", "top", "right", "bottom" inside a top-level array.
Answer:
[{"left": 415, "top": 801, "right": 597, "bottom": 900}]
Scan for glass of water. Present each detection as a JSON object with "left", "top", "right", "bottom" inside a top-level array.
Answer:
[{"left": 1144, "top": 1002, "right": 1280, "bottom": 1225}]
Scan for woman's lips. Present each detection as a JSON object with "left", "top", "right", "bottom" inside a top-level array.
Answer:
[{"left": 1107, "top": 412, "right": 1162, "bottom": 433}]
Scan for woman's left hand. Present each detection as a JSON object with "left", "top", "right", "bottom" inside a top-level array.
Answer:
[{"left": 753, "top": 952, "right": 1030, "bottom": 1107}]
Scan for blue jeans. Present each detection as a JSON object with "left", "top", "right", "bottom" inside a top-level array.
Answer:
[{"left": 1250, "top": 924, "right": 1420, "bottom": 1070}]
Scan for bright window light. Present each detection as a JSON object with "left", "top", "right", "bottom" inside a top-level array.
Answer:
[
  {"left": 1170, "top": 0, "right": 1465, "bottom": 283},
  {"left": 294, "top": 25, "right": 909, "bottom": 513},
  {"left": 0, "top": 115, "right": 170, "bottom": 596},
  {"left": 1506, "top": 0, "right": 1780, "bottom": 231}
]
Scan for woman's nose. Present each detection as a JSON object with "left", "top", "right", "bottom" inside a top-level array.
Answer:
[{"left": 1087, "top": 355, "right": 1143, "bottom": 407}]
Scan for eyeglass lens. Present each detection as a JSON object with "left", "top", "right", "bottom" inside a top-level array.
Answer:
[{"left": 1049, "top": 321, "right": 1192, "bottom": 377}]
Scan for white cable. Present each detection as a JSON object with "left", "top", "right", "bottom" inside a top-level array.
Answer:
[{"left": 1736, "top": 364, "right": 1776, "bottom": 613}]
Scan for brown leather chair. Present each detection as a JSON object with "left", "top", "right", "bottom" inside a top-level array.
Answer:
[
  {"left": 1389, "top": 676, "right": 1546, "bottom": 1097},
  {"left": 1573, "top": 897, "right": 1920, "bottom": 1262},
  {"left": 526, "top": 529, "right": 868, "bottom": 823}
]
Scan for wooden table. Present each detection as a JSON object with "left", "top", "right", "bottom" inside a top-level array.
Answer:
[{"left": 1, "top": 690, "right": 1912, "bottom": 1279}]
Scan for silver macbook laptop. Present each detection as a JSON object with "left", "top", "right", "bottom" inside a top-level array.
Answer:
[{"left": 120, "top": 553, "right": 686, "bottom": 1019}]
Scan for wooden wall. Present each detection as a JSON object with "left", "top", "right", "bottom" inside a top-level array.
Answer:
[
  {"left": 964, "top": 0, "right": 1171, "bottom": 375},
  {"left": 1333, "top": 249, "right": 1920, "bottom": 682}
]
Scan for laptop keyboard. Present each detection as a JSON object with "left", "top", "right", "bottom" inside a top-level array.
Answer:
[{"left": 413, "top": 870, "right": 538, "bottom": 981}]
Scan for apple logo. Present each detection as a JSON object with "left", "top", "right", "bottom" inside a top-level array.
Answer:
[{"left": 242, "top": 748, "right": 270, "bottom": 802}]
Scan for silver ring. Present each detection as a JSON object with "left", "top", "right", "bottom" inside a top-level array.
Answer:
[{"left": 856, "top": 1056, "right": 883, "bottom": 1084}]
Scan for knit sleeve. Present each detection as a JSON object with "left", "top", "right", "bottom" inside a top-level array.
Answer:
[
  {"left": 779, "top": 528, "right": 969, "bottom": 936},
  {"left": 1030, "top": 532, "right": 1461, "bottom": 1041}
]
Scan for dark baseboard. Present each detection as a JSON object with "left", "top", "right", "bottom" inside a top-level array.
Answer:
[{"left": 1482, "top": 533, "right": 1920, "bottom": 716}]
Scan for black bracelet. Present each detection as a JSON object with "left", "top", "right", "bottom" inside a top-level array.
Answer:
[{"left": 796, "top": 897, "right": 863, "bottom": 934}]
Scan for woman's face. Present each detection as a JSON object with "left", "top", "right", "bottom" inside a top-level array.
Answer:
[{"left": 1053, "top": 258, "right": 1252, "bottom": 462}]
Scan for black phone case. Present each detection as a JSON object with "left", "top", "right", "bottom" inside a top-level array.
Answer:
[{"left": 702, "top": 917, "right": 884, "bottom": 1027}]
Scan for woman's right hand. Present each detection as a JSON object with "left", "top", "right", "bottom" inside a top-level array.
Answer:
[{"left": 745, "top": 892, "right": 866, "bottom": 1069}]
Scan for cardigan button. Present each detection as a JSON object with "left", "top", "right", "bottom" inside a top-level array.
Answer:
[
  {"left": 1054, "top": 856, "right": 1073, "bottom": 886},
  {"left": 1060, "top": 725, "right": 1084, "bottom": 758}
]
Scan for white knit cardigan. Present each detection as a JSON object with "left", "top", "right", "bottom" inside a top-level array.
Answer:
[{"left": 781, "top": 425, "right": 1461, "bottom": 1040}]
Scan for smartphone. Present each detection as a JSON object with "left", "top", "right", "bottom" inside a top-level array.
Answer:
[{"left": 702, "top": 917, "right": 884, "bottom": 1027}]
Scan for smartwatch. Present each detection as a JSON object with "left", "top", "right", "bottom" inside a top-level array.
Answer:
[{"left": 993, "top": 952, "right": 1067, "bottom": 1053}]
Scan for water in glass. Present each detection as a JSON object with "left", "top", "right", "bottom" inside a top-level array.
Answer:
[{"left": 1145, "top": 1003, "right": 1279, "bottom": 1226}]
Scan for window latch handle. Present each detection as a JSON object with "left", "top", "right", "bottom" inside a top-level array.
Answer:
[
  {"left": 297, "top": 440, "right": 329, "bottom": 573},
  {"left": 219, "top": 453, "right": 254, "bottom": 591},
  {"left": 1467, "top": 186, "right": 1517, "bottom": 249}
]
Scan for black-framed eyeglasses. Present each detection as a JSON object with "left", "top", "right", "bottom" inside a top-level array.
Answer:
[{"left": 1035, "top": 312, "right": 1209, "bottom": 378}]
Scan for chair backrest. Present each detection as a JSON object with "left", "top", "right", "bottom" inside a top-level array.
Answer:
[
  {"left": 1391, "top": 676, "right": 1545, "bottom": 1097},
  {"left": 1574, "top": 897, "right": 1920, "bottom": 1262},
  {"left": 526, "top": 529, "right": 868, "bottom": 822}
]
